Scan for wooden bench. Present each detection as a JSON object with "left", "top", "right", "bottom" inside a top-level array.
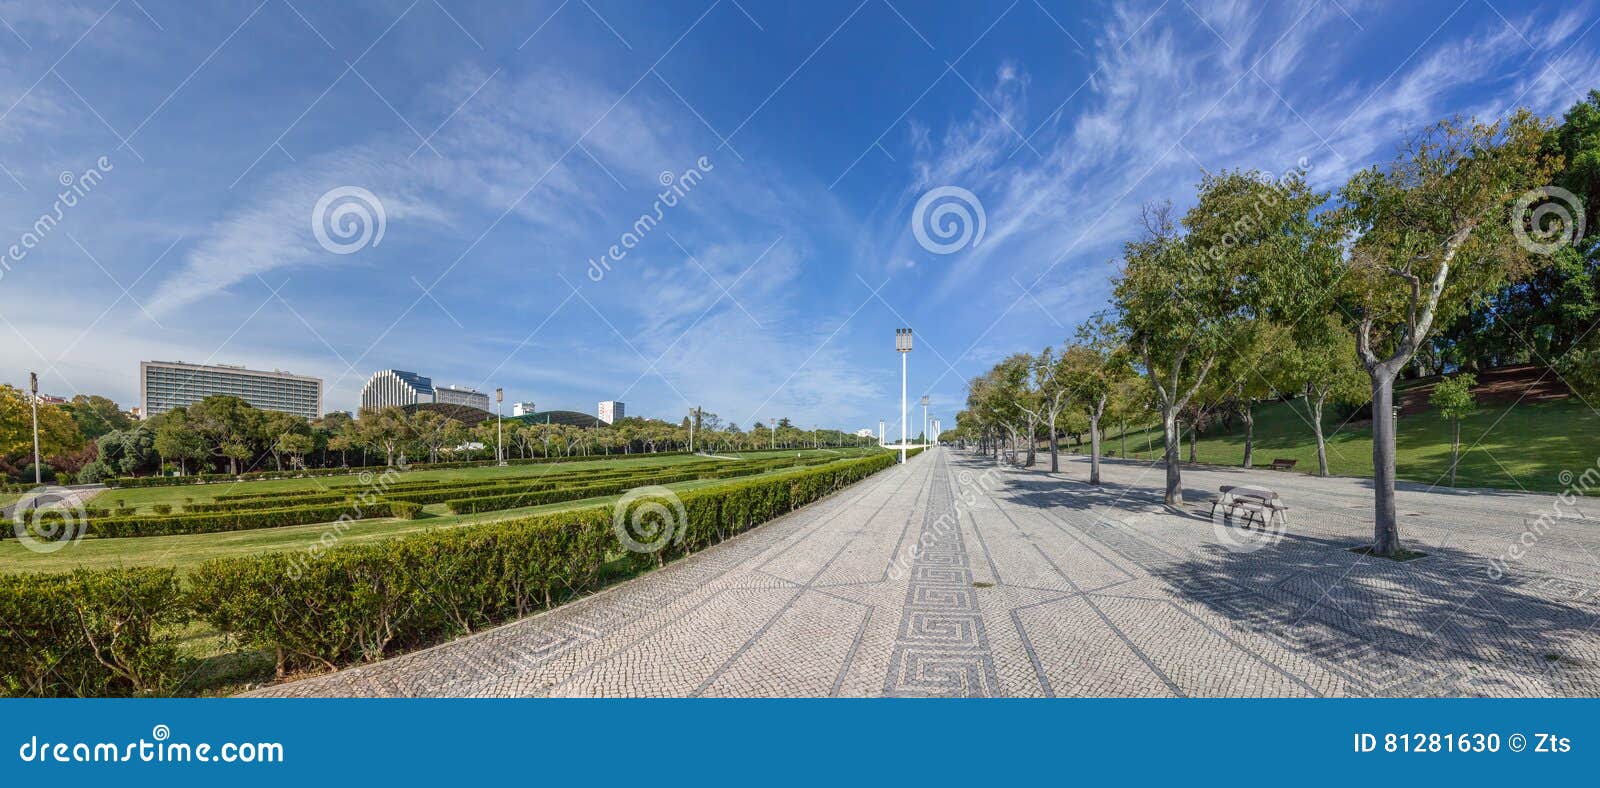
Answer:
[
  {"left": 1268, "top": 458, "right": 1297, "bottom": 471},
  {"left": 1210, "top": 484, "right": 1290, "bottom": 529}
]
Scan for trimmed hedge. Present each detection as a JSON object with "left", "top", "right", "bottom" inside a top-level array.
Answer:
[
  {"left": 189, "top": 452, "right": 897, "bottom": 676},
  {"left": 89, "top": 499, "right": 417, "bottom": 538},
  {"left": 107, "top": 450, "right": 697, "bottom": 487},
  {"left": 0, "top": 568, "right": 190, "bottom": 697}
]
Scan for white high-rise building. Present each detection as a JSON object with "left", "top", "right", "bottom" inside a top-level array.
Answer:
[
  {"left": 359, "top": 370, "right": 491, "bottom": 414},
  {"left": 597, "top": 400, "right": 625, "bottom": 424},
  {"left": 512, "top": 401, "right": 537, "bottom": 417},
  {"left": 434, "top": 384, "right": 491, "bottom": 412},
  {"left": 140, "top": 361, "right": 322, "bottom": 420}
]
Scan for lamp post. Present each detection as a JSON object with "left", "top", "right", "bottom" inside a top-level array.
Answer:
[
  {"left": 770, "top": 418, "right": 777, "bottom": 449},
  {"left": 29, "top": 372, "right": 41, "bottom": 485},
  {"left": 689, "top": 405, "right": 699, "bottom": 453},
  {"left": 878, "top": 419, "right": 885, "bottom": 447},
  {"left": 896, "top": 328, "right": 912, "bottom": 463},
  {"left": 920, "top": 395, "right": 929, "bottom": 447},
  {"left": 495, "top": 388, "right": 506, "bottom": 466}
]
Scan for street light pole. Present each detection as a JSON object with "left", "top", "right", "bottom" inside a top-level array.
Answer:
[
  {"left": 29, "top": 372, "right": 41, "bottom": 485},
  {"left": 689, "top": 406, "right": 697, "bottom": 453},
  {"left": 896, "top": 328, "right": 912, "bottom": 464},
  {"left": 495, "top": 388, "right": 506, "bottom": 466},
  {"left": 920, "top": 395, "right": 929, "bottom": 447}
]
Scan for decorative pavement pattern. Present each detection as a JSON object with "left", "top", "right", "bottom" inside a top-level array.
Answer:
[{"left": 249, "top": 448, "right": 1600, "bottom": 698}]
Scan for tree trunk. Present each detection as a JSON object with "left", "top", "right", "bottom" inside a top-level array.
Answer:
[
  {"left": 1241, "top": 406, "right": 1255, "bottom": 469},
  {"left": 1311, "top": 395, "right": 1329, "bottom": 476},
  {"left": 1370, "top": 369, "right": 1401, "bottom": 556},
  {"left": 1162, "top": 408, "right": 1183, "bottom": 505},
  {"left": 1450, "top": 419, "right": 1460, "bottom": 487},
  {"left": 1024, "top": 421, "right": 1037, "bottom": 466},
  {"left": 1188, "top": 423, "right": 1197, "bottom": 463},
  {"left": 1048, "top": 416, "right": 1060, "bottom": 473},
  {"left": 1119, "top": 419, "right": 1127, "bottom": 460},
  {"left": 1089, "top": 414, "right": 1102, "bottom": 485}
]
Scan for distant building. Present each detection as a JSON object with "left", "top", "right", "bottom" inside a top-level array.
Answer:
[
  {"left": 512, "top": 401, "right": 537, "bottom": 417},
  {"left": 434, "top": 384, "right": 490, "bottom": 412},
  {"left": 37, "top": 394, "right": 68, "bottom": 405},
  {"left": 598, "top": 400, "right": 625, "bottom": 425},
  {"left": 360, "top": 370, "right": 435, "bottom": 411},
  {"left": 854, "top": 428, "right": 875, "bottom": 438},
  {"left": 141, "top": 361, "right": 322, "bottom": 420},
  {"left": 359, "top": 370, "right": 491, "bottom": 414}
]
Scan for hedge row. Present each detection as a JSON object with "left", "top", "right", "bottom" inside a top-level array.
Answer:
[
  {"left": 107, "top": 450, "right": 697, "bottom": 487},
  {"left": 0, "top": 568, "right": 190, "bottom": 697},
  {"left": 87, "top": 499, "right": 421, "bottom": 538},
  {"left": 443, "top": 469, "right": 710, "bottom": 514},
  {"left": 189, "top": 452, "right": 897, "bottom": 676}
]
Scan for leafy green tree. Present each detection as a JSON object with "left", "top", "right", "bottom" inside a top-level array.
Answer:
[
  {"left": 187, "top": 396, "right": 264, "bottom": 475},
  {"left": 63, "top": 394, "right": 131, "bottom": 440},
  {"left": 274, "top": 432, "right": 315, "bottom": 470},
  {"left": 1428, "top": 373, "right": 1477, "bottom": 487},
  {"left": 1267, "top": 316, "right": 1368, "bottom": 476},
  {"left": 1062, "top": 315, "right": 1136, "bottom": 484},
  {"left": 152, "top": 410, "right": 207, "bottom": 475},
  {"left": 1339, "top": 111, "right": 1553, "bottom": 556}
]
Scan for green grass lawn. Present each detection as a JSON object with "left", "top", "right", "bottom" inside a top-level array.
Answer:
[
  {"left": 1101, "top": 398, "right": 1598, "bottom": 494},
  {"left": 0, "top": 449, "right": 873, "bottom": 575}
]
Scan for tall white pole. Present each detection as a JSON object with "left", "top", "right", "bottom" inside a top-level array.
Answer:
[
  {"left": 900, "top": 351, "right": 907, "bottom": 464},
  {"left": 495, "top": 388, "right": 506, "bottom": 466}
]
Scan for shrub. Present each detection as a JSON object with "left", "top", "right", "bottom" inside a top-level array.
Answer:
[
  {"left": 190, "top": 452, "right": 896, "bottom": 677},
  {"left": 89, "top": 499, "right": 414, "bottom": 538},
  {"left": 388, "top": 501, "right": 422, "bottom": 520},
  {"left": 0, "top": 568, "right": 190, "bottom": 697},
  {"left": 151, "top": 504, "right": 172, "bottom": 515}
]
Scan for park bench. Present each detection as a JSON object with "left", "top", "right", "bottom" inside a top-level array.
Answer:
[
  {"left": 1269, "top": 458, "right": 1297, "bottom": 471},
  {"left": 1209, "top": 484, "right": 1290, "bottom": 530}
]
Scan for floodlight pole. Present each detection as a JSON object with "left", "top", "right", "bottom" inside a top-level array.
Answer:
[
  {"left": 896, "top": 329, "right": 912, "bottom": 464},
  {"left": 495, "top": 388, "right": 506, "bottom": 466},
  {"left": 29, "top": 372, "right": 41, "bottom": 485}
]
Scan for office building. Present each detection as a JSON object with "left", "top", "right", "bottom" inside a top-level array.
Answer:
[
  {"left": 141, "top": 361, "right": 322, "bottom": 420},
  {"left": 512, "top": 401, "right": 537, "bottom": 417},
  {"left": 598, "top": 400, "right": 625, "bottom": 425},
  {"left": 359, "top": 370, "right": 492, "bottom": 414},
  {"left": 434, "top": 384, "right": 490, "bottom": 412}
]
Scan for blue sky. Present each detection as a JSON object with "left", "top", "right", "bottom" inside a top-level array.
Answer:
[{"left": 1, "top": 0, "right": 1596, "bottom": 432}]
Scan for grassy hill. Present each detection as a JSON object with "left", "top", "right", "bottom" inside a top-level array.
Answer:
[{"left": 1100, "top": 396, "right": 1598, "bottom": 494}]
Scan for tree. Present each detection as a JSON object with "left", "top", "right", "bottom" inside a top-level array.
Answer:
[
  {"left": 187, "top": 396, "right": 263, "bottom": 475},
  {"left": 1030, "top": 348, "right": 1073, "bottom": 473},
  {"left": 357, "top": 406, "right": 412, "bottom": 466},
  {"left": 152, "top": 410, "right": 207, "bottom": 475},
  {"left": 1062, "top": 315, "right": 1135, "bottom": 484},
  {"left": 275, "top": 432, "right": 315, "bottom": 470},
  {"left": 1267, "top": 315, "right": 1368, "bottom": 476},
  {"left": 411, "top": 411, "right": 457, "bottom": 464},
  {"left": 63, "top": 394, "right": 131, "bottom": 440},
  {"left": 1340, "top": 111, "right": 1553, "bottom": 556},
  {"left": 260, "top": 411, "right": 307, "bottom": 471},
  {"left": 1429, "top": 373, "right": 1477, "bottom": 486},
  {"left": 0, "top": 385, "right": 82, "bottom": 469},
  {"left": 96, "top": 427, "right": 156, "bottom": 476}
]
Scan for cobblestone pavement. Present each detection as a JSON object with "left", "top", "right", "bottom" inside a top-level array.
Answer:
[{"left": 250, "top": 448, "right": 1600, "bottom": 697}]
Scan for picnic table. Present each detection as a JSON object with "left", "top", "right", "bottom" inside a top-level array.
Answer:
[{"left": 1209, "top": 484, "right": 1291, "bottom": 529}]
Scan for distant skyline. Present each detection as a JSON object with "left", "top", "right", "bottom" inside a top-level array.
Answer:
[{"left": 2, "top": 1, "right": 1596, "bottom": 432}]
